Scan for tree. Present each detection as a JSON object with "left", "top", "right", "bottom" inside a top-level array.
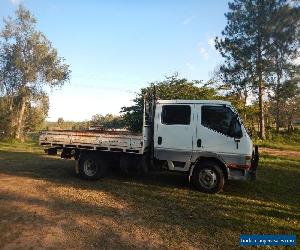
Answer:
[
  {"left": 269, "top": 73, "right": 300, "bottom": 130},
  {"left": 268, "top": 5, "right": 300, "bottom": 131},
  {"left": 0, "top": 96, "right": 14, "bottom": 137},
  {"left": 57, "top": 117, "right": 64, "bottom": 128},
  {"left": 214, "top": 64, "right": 252, "bottom": 121},
  {"left": 91, "top": 113, "right": 125, "bottom": 129},
  {"left": 285, "top": 96, "right": 300, "bottom": 131},
  {"left": 121, "top": 74, "right": 219, "bottom": 132},
  {"left": 215, "top": 0, "right": 299, "bottom": 139},
  {"left": 24, "top": 93, "right": 49, "bottom": 132},
  {"left": 0, "top": 5, "right": 70, "bottom": 139}
]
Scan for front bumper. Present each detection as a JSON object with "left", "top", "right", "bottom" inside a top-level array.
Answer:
[{"left": 227, "top": 145, "right": 259, "bottom": 181}]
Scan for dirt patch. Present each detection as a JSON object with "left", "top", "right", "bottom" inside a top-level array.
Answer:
[
  {"left": 260, "top": 147, "right": 300, "bottom": 159},
  {"left": 0, "top": 174, "right": 169, "bottom": 249}
]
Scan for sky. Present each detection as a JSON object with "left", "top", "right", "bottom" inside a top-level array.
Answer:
[{"left": 0, "top": 0, "right": 229, "bottom": 121}]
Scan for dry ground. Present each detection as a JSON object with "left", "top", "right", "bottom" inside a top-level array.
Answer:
[
  {"left": 0, "top": 142, "right": 299, "bottom": 249},
  {"left": 260, "top": 147, "right": 300, "bottom": 159}
]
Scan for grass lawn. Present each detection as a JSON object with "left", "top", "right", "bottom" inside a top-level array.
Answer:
[
  {"left": 256, "top": 141, "right": 300, "bottom": 152},
  {"left": 0, "top": 141, "right": 299, "bottom": 249},
  {"left": 254, "top": 129, "right": 300, "bottom": 151}
]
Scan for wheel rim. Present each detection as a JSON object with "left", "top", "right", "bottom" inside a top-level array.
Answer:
[
  {"left": 199, "top": 168, "right": 217, "bottom": 189},
  {"left": 83, "top": 159, "right": 97, "bottom": 177}
]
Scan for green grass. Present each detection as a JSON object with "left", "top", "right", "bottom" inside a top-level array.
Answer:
[
  {"left": 254, "top": 128, "right": 300, "bottom": 151},
  {"left": 256, "top": 141, "right": 300, "bottom": 151},
  {"left": 0, "top": 141, "right": 299, "bottom": 249}
]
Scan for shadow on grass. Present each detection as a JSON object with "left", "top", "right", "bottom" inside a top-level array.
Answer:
[
  {"left": 0, "top": 192, "right": 147, "bottom": 249},
  {"left": 1, "top": 150, "right": 299, "bottom": 206},
  {"left": 0, "top": 149, "right": 299, "bottom": 248}
]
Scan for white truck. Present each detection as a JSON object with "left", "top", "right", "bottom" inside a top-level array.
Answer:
[{"left": 39, "top": 99, "right": 259, "bottom": 193}]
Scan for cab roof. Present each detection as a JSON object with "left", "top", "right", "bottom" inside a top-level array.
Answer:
[{"left": 156, "top": 99, "right": 231, "bottom": 105}]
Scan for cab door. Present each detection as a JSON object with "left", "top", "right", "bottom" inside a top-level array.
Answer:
[
  {"left": 194, "top": 104, "right": 247, "bottom": 156},
  {"left": 154, "top": 103, "right": 195, "bottom": 162}
]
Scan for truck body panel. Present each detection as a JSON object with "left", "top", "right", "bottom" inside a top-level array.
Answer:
[{"left": 40, "top": 130, "right": 148, "bottom": 154}]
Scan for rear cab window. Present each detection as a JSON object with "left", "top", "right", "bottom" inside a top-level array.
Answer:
[{"left": 161, "top": 105, "right": 191, "bottom": 125}]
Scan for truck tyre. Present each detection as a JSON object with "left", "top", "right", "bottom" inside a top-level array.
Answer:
[
  {"left": 79, "top": 153, "right": 107, "bottom": 180},
  {"left": 46, "top": 148, "right": 57, "bottom": 155},
  {"left": 192, "top": 160, "right": 224, "bottom": 194},
  {"left": 138, "top": 154, "right": 149, "bottom": 175},
  {"left": 120, "top": 156, "right": 129, "bottom": 174}
]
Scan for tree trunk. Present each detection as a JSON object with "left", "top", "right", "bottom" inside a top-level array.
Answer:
[
  {"left": 243, "top": 89, "right": 248, "bottom": 122},
  {"left": 258, "top": 81, "right": 265, "bottom": 139},
  {"left": 15, "top": 96, "right": 26, "bottom": 140},
  {"left": 257, "top": 29, "right": 265, "bottom": 140},
  {"left": 256, "top": 0, "right": 266, "bottom": 140},
  {"left": 288, "top": 115, "right": 294, "bottom": 132},
  {"left": 7, "top": 96, "right": 15, "bottom": 138},
  {"left": 276, "top": 99, "right": 280, "bottom": 133},
  {"left": 275, "top": 68, "right": 282, "bottom": 133}
]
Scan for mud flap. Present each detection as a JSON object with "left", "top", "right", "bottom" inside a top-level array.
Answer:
[
  {"left": 45, "top": 147, "right": 58, "bottom": 155},
  {"left": 139, "top": 154, "right": 149, "bottom": 175},
  {"left": 249, "top": 145, "right": 259, "bottom": 181},
  {"left": 75, "top": 160, "right": 79, "bottom": 175}
]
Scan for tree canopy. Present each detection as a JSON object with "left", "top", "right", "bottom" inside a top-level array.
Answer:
[
  {"left": 215, "top": 0, "right": 300, "bottom": 139},
  {"left": 0, "top": 5, "right": 70, "bottom": 140},
  {"left": 121, "top": 74, "right": 219, "bottom": 132}
]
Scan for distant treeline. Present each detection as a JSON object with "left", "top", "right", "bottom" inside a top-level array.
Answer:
[{"left": 44, "top": 114, "right": 125, "bottom": 131}]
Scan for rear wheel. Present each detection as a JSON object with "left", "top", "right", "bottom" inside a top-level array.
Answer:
[
  {"left": 120, "top": 156, "right": 129, "bottom": 174},
  {"left": 138, "top": 154, "right": 149, "bottom": 175},
  {"left": 79, "top": 153, "right": 107, "bottom": 180},
  {"left": 192, "top": 160, "right": 224, "bottom": 194}
]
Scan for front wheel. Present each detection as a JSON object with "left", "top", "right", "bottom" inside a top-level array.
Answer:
[
  {"left": 79, "top": 153, "right": 107, "bottom": 180},
  {"left": 192, "top": 160, "right": 224, "bottom": 194}
]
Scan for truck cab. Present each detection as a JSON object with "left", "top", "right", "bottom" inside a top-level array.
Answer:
[{"left": 153, "top": 100, "right": 257, "bottom": 193}]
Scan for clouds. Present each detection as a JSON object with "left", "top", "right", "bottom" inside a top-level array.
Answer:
[
  {"left": 9, "top": 0, "right": 22, "bottom": 5},
  {"left": 208, "top": 37, "right": 215, "bottom": 49},
  {"left": 198, "top": 46, "right": 209, "bottom": 60},
  {"left": 183, "top": 16, "right": 195, "bottom": 25},
  {"left": 294, "top": 49, "right": 300, "bottom": 65},
  {"left": 197, "top": 36, "right": 217, "bottom": 60},
  {"left": 186, "top": 62, "right": 195, "bottom": 70}
]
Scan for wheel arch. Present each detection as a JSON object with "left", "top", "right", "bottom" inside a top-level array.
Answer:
[{"left": 189, "top": 156, "right": 228, "bottom": 181}]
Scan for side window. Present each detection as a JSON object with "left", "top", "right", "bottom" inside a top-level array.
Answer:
[
  {"left": 161, "top": 105, "right": 191, "bottom": 125},
  {"left": 201, "top": 105, "right": 242, "bottom": 138}
]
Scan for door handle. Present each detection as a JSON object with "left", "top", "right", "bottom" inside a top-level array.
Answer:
[
  {"left": 158, "top": 136, "right": 162, "bottom": 145},
  {"left": 197, "top": 139, "right": 202, "bottom": 147}
]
